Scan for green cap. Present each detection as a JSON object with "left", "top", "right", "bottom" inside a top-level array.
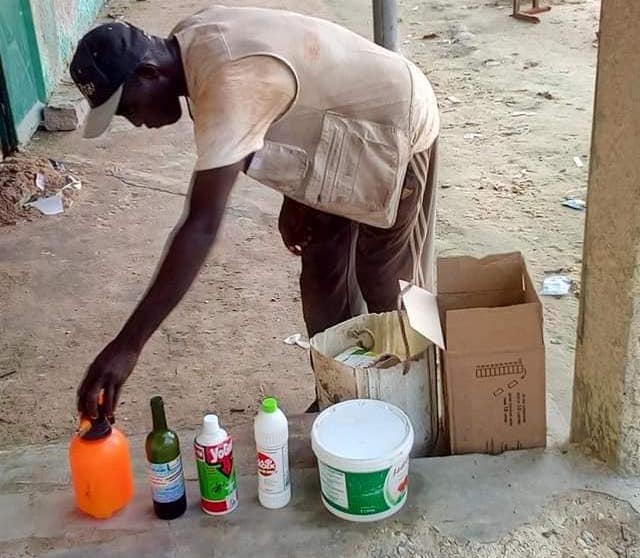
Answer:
[{"left": 262, "top": 397, "right": 278, "bottom": 413}]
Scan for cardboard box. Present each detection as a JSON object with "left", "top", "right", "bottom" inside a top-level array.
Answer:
[{"left": 401, "top": 252, "right": 546, "bottom": 455}]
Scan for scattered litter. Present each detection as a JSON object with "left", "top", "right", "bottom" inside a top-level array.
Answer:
[
  {"left": 510, "top": 111, "right": 536, "bottom": 117},
  {"left": 542, "top": 275, "right": 573, "bottom": 297},
  {"left": 483, "top": 59, "right": 501, "bottom": 67},
  {"left": 562, "top": 199, "right": 586, "bottom": 211},
  {"left": 537, "top": 91, "right": 554, "bottom": 100},
  {"left": 229, "top": 408, "right": 246, "bottom": 414},
  {"left": 35, "top": 172, "right": 46, "bottom": 191},
  {"left": 0, "top": 370, "right": 17, "bottom": 380},
  {"left": 284, "top": 333, "right": 310, "bottom": 350},
  {"left": 1, "top": 154, "right": 81, "bottom": 226},
  {"left": 447, "top": 96, "right": 462, "bottom": 104},
  {"left": 25, "top": 195, "right": 64, "bottom": 216},
  {"left": 62, "top": 175, "right": 82, "bottom": 193},
  {"left": 463, "top": 133, "right": 483, "bottom": 140},
  {"left": 550, "top": 339, "right": 561, "bottom": 345},
  {"left": 573, "top": 156, "right": 584, "bottom": 168},
  {"left": 421, "top": 32, "right": 438, "bottom": 40},
  {"left": 48, "top": 159, "right": 66, "bottom": 172}
]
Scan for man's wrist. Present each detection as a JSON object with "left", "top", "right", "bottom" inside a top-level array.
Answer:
[{"left": 116, "top": 322, "right": 148, "bottom": 353}]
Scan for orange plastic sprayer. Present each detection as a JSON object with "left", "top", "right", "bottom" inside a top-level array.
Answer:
[{"left": 69, "top": 413, "right": 134, "bottom": 519}]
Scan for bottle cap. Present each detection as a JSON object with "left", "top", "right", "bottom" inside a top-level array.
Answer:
[
  {"left": 202, "top": 414, "right": 220, "bottom": 435},
  {"left": 78, "top": 414, "right": 112, "bottom": 440},
  {"left": 262, "top": 397, "right": 278, "bottom": 414}
]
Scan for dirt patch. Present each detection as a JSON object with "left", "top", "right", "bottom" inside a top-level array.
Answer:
[
  {"left": 0, "top": 154, "right": 80, "bottom": 226},
  {"left": 353, "top": 491, "right": 640, "bottom": 558}
]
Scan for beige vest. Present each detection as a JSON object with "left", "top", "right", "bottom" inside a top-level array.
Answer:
[{"left": 175, "top": 6, "right": 432, "bottom": 228}]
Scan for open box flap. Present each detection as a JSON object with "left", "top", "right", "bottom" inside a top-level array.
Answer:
[
  {"left": 400, "top": 280, "right": 445, "bottom": 350},
  {"left": 438, "top": 252, "right": 525, "bottom": 295}
]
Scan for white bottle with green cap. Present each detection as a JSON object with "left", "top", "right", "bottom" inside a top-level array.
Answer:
[{"left": 254, "top": 397, "right": 291, "bottom": 509}]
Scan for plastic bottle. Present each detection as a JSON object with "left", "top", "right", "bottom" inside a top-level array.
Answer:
[
  {"left": 254, "top": 397, "right": 291, "bottom": 509},
  {"left": 194, "top": 414, "right": 238, "bottom": 515},
  {"left": 145, "top": 396, "right": 187, "bottom": 519},
  {"left": 69, "top": 413, "right": 134, "bottom": 519}
]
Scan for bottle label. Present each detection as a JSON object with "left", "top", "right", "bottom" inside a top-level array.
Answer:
[
  {"left": 147, "top": 455, "right": 186, "bottom": 504},
  {"left": 257, "top": 445, "right": 290, "bottom": 495},
  {"left": 194, "top": 436, "right": 238, "bottom": 515}
]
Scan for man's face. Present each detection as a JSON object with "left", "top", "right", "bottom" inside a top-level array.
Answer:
[{"left": 116, "top": 65, "right": 182, "bottom": 129}]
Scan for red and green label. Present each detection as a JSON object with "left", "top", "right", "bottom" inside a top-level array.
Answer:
[{"left": 194, "top": 437, "right": 238, "bottom": 515}]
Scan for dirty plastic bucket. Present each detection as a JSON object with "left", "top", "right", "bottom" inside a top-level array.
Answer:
[
  {"left": 310, "top": 311, "right": 437, "bottom": 456},
  {"left": 311, "top": 399, "right": 414, "bottom": 522}
]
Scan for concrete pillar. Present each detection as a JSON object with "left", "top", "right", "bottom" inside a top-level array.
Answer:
[
  {"left": 372, "top": 0, "right": 398, "bottom": 51},
  {"left": 571, "top": 1, "right": 640, "bottom": 473}
]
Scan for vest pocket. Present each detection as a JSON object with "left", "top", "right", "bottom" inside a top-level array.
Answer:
[
  {"left": 246, "top": 141, "right": 309, "bottom": 196},
  {"left": 306, "top": 112, "right": 410, "bottom": 228}
]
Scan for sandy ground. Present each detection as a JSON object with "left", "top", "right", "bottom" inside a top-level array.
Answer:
[
  {"left": 354, "top": 492, "right": 640, "bottom": 558},
  {"left": 0, "top": 0, "right": 597, "bottom": 449}
]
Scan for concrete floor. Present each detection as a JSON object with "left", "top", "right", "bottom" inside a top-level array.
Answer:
[{"left": 1, "top": 415, "right": 639, "bottom": 557}]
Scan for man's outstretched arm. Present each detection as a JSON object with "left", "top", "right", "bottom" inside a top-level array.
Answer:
[{"left": 77, "top": 161, "right": 245, "bottom": 419}]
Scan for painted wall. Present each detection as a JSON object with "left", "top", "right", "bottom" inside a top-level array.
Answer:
[{"left": 29, "top": 0, "right": 104, "bottom": 97}]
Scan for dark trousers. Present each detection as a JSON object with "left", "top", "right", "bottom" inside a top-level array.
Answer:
[{"left": 280, "top": 144, "right": 438, "bottom": 338}]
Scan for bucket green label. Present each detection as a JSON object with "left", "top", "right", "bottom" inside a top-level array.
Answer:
[
  {"left": 194, "top": 437, "right": 238, "bottom": 515},
  {"left": 318, "top": 457, "right": 409, "bottom": 516}
]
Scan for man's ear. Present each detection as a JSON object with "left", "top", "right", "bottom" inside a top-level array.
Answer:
[{"left": 136, "top": 63, "right": 160, "bottom": 80}]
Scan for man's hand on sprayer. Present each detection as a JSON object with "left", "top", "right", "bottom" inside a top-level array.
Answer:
[{"left": 77, "top": 338, "right": 140, "bottom": 421}]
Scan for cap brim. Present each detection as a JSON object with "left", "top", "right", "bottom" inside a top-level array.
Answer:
[{"left": 83, "top": 85, "right": 123, "bottom": 139}]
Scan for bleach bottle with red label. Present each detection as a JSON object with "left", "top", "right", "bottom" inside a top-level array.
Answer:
[{"left": 254, "top": 397, "right": 291, "bottom": 509}]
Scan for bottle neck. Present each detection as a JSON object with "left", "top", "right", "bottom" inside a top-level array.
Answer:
[{"left": 150, "top": 397, "right": 168, "bottom": 431}]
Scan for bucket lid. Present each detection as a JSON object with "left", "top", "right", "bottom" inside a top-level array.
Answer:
[{"left": 311, "top": 400, "right": 413, "bottom": 472}]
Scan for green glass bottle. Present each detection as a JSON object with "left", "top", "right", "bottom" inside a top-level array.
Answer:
[{"left": 145, "top": 396, "right": 187, "bottom": 519}]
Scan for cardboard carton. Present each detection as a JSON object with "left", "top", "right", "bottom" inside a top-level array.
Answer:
[{"left": 402, "top": 252, "right": 546, "bottom": 455}]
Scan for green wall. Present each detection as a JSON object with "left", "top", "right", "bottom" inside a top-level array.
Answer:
[
  {"left": 0, "top": 0, "right": 46, "bottom": 145},
  {"left": 30, "top": 0, "right": 104, "bottom": 96}
]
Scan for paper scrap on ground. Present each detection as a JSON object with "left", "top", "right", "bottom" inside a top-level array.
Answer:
[
  {"left": 25, "top": 195, "right": 64, "bottom": 216},
  {"left": 573, "top": 156, "right": 584, "bottom": 168},
  {"left": 542, "top": 275, "right": 573, "bottom": 296},
  {"left": 62, "top": 176, "right": 82, "bottom": 192},
  {"left": 562, "top": 199, "right": 586, "bottom": 211},
  {"left": 283, "top": 333, "right": 310, "bottom": 350},
  {"left": 35, "top": 172, "right": 46, "bottom": 191}
]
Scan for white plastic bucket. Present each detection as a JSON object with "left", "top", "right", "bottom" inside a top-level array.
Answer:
[{"left": 311, "top": 399, "right": 414, "bottom": 522}]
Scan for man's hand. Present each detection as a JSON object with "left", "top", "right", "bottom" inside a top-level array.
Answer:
[
  {"left": 77, "top": 338, "right": 140, "bottom": 420},
  {"left": 278, "top": 196, "right": 313, "bottom": 256}
]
